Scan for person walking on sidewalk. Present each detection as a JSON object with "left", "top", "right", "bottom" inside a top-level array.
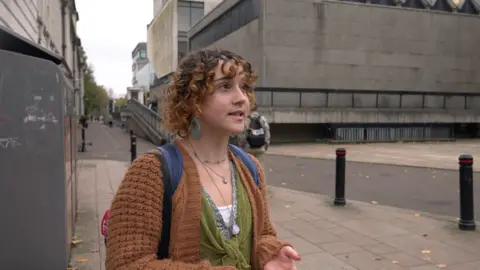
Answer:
[{"left": 105, "top": 49, "right": 300, "bottom": 270}]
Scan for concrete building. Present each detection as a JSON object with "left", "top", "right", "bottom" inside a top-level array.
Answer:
[
  {"left": 187, "top": 0, "right": 480, "bottom": 142},
  {"left": 147, "top": 0, "right": 224, "bottom": 102},
  {"left": 0, "top": 0, "right": 86, "bottom": 116},
  {"left": 127, "top": 86, "right": 146, "bottom": 105}
]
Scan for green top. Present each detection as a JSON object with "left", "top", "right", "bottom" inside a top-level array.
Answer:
[{"left": 199, "top": 172, "right": 253, "bottom": 269}]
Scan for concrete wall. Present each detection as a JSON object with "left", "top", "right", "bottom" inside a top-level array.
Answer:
[
  {"left": 188, "top": 0, "right": 263, "bottom": 82},
  {"left": 148, "top": 0, "right": 178, "bottom": 78},
  {"left": 203, "top": 19, "right": 263, "bottom": 83},
  {"left": 262, "top": 0, "right": 480, "bottom": 93}
]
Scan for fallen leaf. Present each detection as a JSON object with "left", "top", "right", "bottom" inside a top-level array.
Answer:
[
  {"left": 422, "top": 233, "right": 428, "bottom": 237},
  {"left": 414, "top": 213, "right": 421, "bottom": 217},
  {"left": 392, "top": 261, "right": 398, "bottom": 264},
  {"left": 421, "top": 250, "right": 431, "bottom": 254},
  {"left": 365, "top": 175, "right": 370, "bottom": 179},
  {"left": 71, "top": 236, "right": 83, "bottom": 245},
  {"left": 437, "top": 264, "right": 447, "bottom": 268},
  {"left": 371, "top": 201, "right": 378, "bottom": 205},
  {"left": 75, "top": 258, "right": 88, "bottom": 263}
]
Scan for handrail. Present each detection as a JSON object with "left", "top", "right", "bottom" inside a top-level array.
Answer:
[{"left": 125, "top": 99, "right": 162, "bottom": 134}]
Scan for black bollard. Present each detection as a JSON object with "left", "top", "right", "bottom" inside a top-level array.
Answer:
[
  {"left": 458, "top": 154, "right": 475, "bottom": 231},
  {"left": 334, "top": 148, "right": 346, "bottom": 206},
  {"left": 81, "top": 127, "right": 86, "bottom": 152},
  {"left": 130, "top": 132, "right": 137, "bottom": 163}
]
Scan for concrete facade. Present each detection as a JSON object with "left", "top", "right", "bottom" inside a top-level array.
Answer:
[
  {"left": 1, "top": 0, "right": 86, "bottom": 116},
  {"left": 148, "top": 0, "right": 220, "bottom": 79},
  {"left": 261, "top": 0, "right": 480, "bottom": 92},
  {"left": 187, "top": 0, "right": 480, "bottom": 127}
]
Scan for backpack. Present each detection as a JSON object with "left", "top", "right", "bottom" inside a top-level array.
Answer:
[
  {"left": 101, "top": 143, "right": 260, "bottom": 259},
  {"left": 246, "top": 115, "right": 266, "bottom": 148}
]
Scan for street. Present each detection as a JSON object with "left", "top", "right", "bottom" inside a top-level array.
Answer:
[
  {"left": 264, "top": 154, "right": 480, "bottom": 219},
  {"left": 79, "top": 123, "right": 480, "bottom": 219}
]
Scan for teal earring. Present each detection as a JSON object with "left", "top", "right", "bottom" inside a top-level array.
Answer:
[{"left": 189, "top": 117, "right": 201, "bottom": 139}]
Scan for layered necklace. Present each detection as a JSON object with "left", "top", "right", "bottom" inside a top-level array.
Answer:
[{"left": 189, "top": 141, "right": 240, "bottom": 237}]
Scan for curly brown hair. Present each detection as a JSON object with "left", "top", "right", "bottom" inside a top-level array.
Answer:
[{"left": 161, "top": 49, "right": 258, "bottom": 137}]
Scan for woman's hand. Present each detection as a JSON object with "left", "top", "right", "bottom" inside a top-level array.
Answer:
[{"left": 264, "top": 246, "right": 301, "bottom": 270}]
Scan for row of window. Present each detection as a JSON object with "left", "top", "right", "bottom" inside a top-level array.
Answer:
[
  {"left": 178, "top": 1, "right": 205, "bottom": 32},
  {"left": 351, "top": 0, "right": 479, "bottom": 14},
  {"left": 189, "top": 0, "right": 260, "bottom": 51}
]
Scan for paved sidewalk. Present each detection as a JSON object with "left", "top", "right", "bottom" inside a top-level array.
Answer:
[
  {"left": 268, "top": 140, "right": 480, "bottom": 172},
  {"left": 70, "top": 159, "right": 480, "bottom": 270}
]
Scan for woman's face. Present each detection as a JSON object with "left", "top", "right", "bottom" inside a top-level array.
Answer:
[{"left": 198, "top": 60, "right": 251, "bottom": 136}]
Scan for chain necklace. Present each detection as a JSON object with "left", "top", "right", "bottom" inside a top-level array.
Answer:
[
  {"left": 189, "top": 141, "right": 240, "bottom": 236},
  {"left": 189, "top": 141, "right": 229, "bottom": 183},
  {"left": 192, "top": 149, "right": 227, "bottom": 164}
]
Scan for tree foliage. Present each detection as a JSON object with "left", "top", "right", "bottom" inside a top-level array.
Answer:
[
  {"left": 115, "top": 97, "right": 128, "bottom": 109},
  {"left": 83, "top": 59, "right": 108, "bottom": 116}
]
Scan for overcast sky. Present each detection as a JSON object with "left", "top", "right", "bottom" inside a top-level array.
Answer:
[{"left": 76, "top": 1, "right": 153, "bottom": 97}]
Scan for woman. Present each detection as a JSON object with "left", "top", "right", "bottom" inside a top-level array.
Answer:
[{"left": 106, "top": 49, "right": 300, "bottom": 269}]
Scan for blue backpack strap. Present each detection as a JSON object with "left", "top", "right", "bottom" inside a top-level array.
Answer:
[
  {"left": 149, "top": 143, "right": 183, "bottom": 260},
  {"left": 228, "top": 144, "right": 259, "bottom": 186}
]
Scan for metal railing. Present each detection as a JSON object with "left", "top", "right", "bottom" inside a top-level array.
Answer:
[{"left": 125, "top": 99, "right": 162, "bottom": 133}]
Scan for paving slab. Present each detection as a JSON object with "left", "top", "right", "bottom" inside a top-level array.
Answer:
[
  {"left": 268, "top": 140, "right": 480, "bottom": 171},
  {"left": 70, "top": 159, "right": 480, "bottom": 270}
]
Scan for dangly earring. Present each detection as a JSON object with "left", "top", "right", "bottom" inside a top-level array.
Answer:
[{"left": 189, "top": 117, "right": 201, "bottom": 139}]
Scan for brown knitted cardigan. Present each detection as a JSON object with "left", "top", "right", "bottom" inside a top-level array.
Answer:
[{"left": 106, "top": 142, "right": 290, "bottom": 270}]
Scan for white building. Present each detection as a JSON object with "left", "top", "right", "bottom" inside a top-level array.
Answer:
[
  {"left": 0, "top": 0, "right": 85, "bottom": 115},
  {"left": 131, "top": 42, "right": 156, "bottom": 92}
]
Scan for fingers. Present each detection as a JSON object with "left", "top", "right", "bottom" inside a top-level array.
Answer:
[{"left": 282, "top": 246, "right": 301, "bottom": 261}]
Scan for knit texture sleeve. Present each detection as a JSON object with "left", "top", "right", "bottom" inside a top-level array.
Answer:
[
  {"left": 249, "top": 154, "right": 292, "bottom": 268},
  {"left": 105, "top": 154, "right": 235, "bottom": 270}
]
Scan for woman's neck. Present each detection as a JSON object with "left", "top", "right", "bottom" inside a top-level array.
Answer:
[{"left": 183, "top": 134, "right": 230, "bottom": 163}]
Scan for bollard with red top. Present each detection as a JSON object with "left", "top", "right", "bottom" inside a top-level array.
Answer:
[
  {"left": 458, "top": 154, "right": 475, "bottom": 231},
  {"left": 334, "top": 148, "right": 347, "bottom": 206}
]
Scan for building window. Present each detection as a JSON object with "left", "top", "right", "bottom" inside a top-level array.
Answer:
[
  {"left": 178, "top": 6, "right": 191, "bottom": 32},
  {"left": 178, "top": 1, "right": 205, "bottom": 32},
  {"left": 140, "top": 50, "right": 147, "bottom": 58}
]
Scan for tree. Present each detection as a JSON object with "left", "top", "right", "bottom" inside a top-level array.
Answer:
[
  {"left": 83, "top": 62, "right": 109, "bottom": 116},
  {"left": 115, "top": 97, "right": 128, "bottom": 110}
]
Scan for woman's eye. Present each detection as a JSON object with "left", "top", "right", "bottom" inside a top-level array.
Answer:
[
  {"left": 241, "top": 84, "right": 251, "bottom": 91},
  {"left": 219, "top": 83, "right": 230, "bottom": 90}
]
